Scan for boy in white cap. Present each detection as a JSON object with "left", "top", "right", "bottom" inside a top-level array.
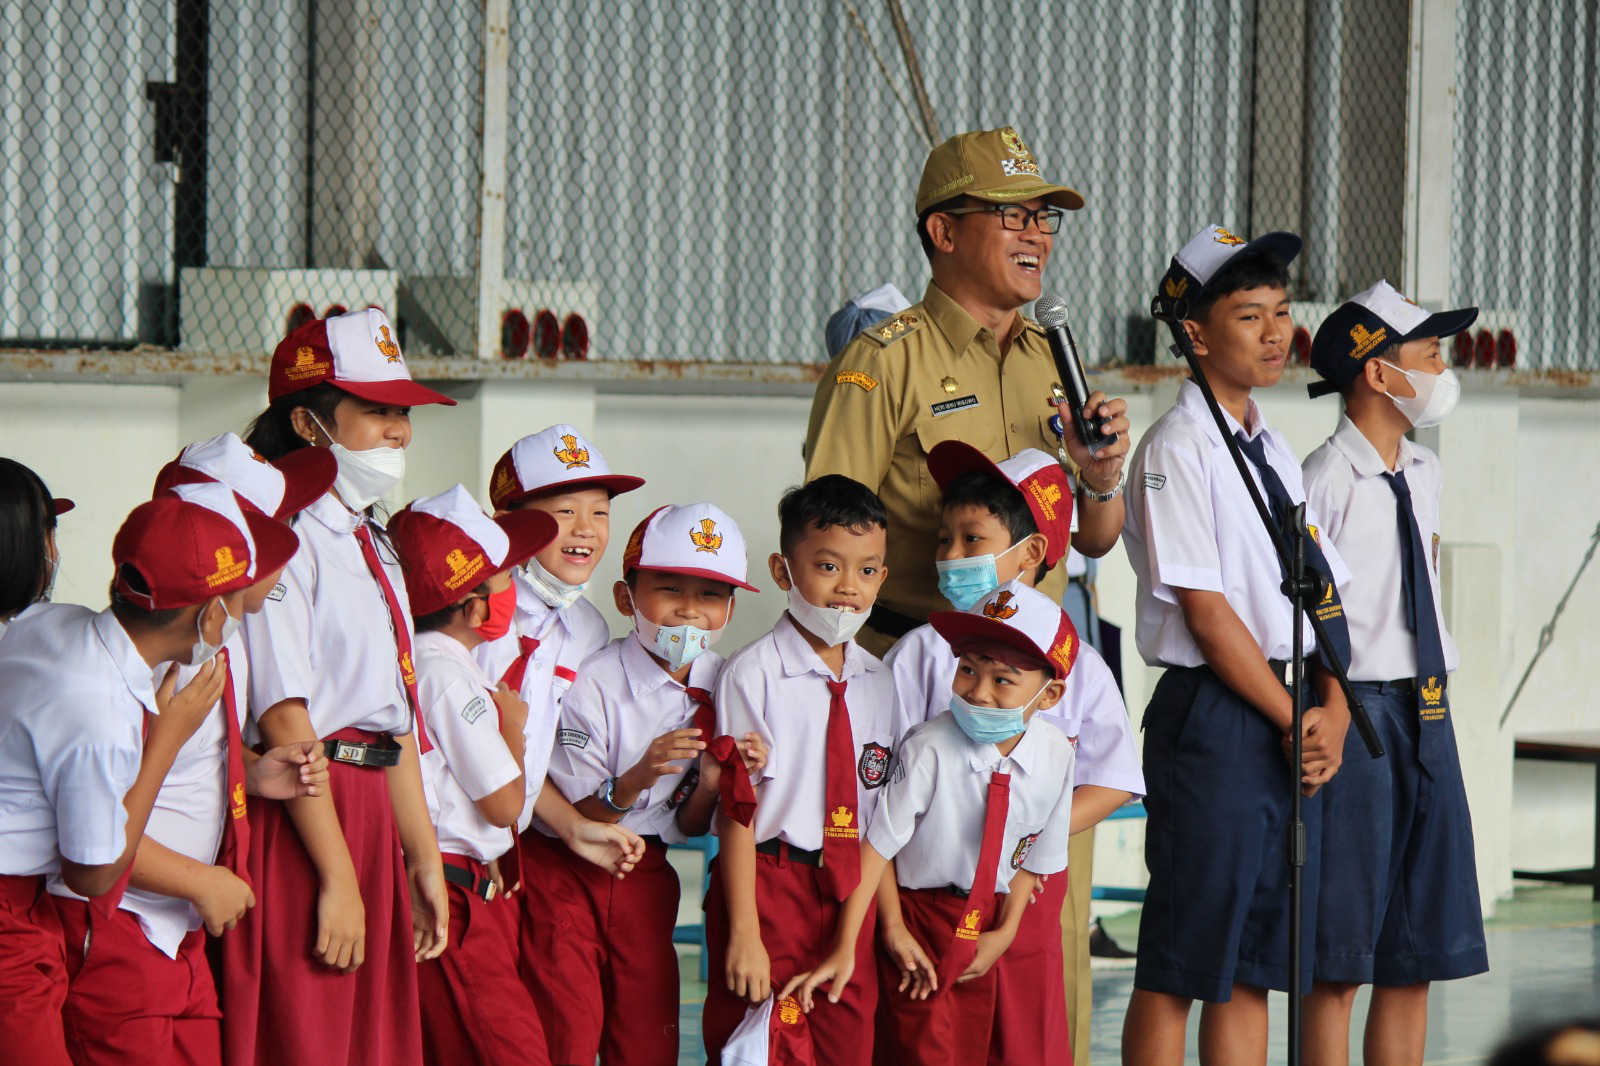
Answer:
[
  {"left": 530, "top": 502, "right": 765, "bottom": 1066},
  {"left": 389, "top": 484, "right": 646, "bottom": 1066},
  {"left": 1122, "top": 225, "right": 1353, "bottom": 1065},
  {"left": 886, "top": 440, "right": 1144, "bottom": 1063},
  {"left": 786, "top": 581, "right": 1079, "bottom": 1066},
  {"left": 0, "top": 490, "right": 275, "bottom": 1064},
  {"left": 1301, "top": 282, "right": 1486, "bottom": 1065},
  {"left": 701, "top": 475, "right": 899, "bottom": 1066},
  {"left": 473, "top": 423, "right": 648, "bottom": 1000}
]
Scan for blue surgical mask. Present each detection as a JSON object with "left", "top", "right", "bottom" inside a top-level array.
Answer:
[
  {"left": 935, "top": 540, "right": 1024, "bottom": 611},
  {"left": 947, "top": 684, "right": 1048, "bottom": 745},
  {"left": 627, "top": 588, "right": 726, "bottom": 671}
]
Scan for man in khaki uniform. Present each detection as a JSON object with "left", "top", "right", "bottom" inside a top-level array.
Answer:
[{"left": 804, "top": 125, "right": 1132, "bottom": 1066}]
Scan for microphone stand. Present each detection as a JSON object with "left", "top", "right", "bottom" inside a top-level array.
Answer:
[{"left": 1151, "top": 296, "right": 1383, "bottom": 1066}]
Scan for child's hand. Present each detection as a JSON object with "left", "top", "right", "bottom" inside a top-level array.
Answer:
[
  {"left": 149, "top": 660, "right": 225, "bottom": 750},
  {"left": 487, "top": 856, "right": 511, "bottom": 896},
  {"left": 780, "top": 945, "right": 855, "bottom": 1012},
  {"left": 1289, "top": 705, "right": 1349, "bottom": 796},
  {"left": 620, "top": 727, "right": 706, "bottom": 795},
  {"left": 249, "top": 741, "right": 328, "bottom": 799},
  {"left": 1031, "top": 873, "right": 1048, "bottom": 903},
  {"left": 407, "top": 859, "right": 449, "bottom": 962},
  {"left": 491, "top": 682, "right": 530, "bottom": 736},
  {"left": 958, "top": 926, "right": 1016, "bottom": 984},
  {"left": 193, "top": 864, "right": 256, "bottom": 936},
  {"left": 315, "top": 873, "right": 366, "bottom": 972},
  {"left": 563, "top": 819, "right": 647, "bottom": 879},
  {"left": 738, "top": 732, "right": 769, "bottom": 777},
  {"left": 879, "top": 922, "right": 939, "bottom": 999},
  {"left": 725, "top": 929, "right": 772, "bottom": 1005}
]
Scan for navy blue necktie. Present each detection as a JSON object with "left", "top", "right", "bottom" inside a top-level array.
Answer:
[
  {"left": 1383, "top": 470, "right": 1449, "bottom": 765},
  {"left": 1234, "top": 431, "right": 1352, "bottom": 673}
]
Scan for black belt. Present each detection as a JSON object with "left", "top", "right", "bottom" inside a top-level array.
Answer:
[
  {"left": 867, "top": 603, "right": 923, "bottom": 640},
  {"left": 755, "top": 839, "right": 823, "bottom": 867},
  {"left": 1355, "top": 677, "right": 1440, "bottom": 699},
  {"left": 323, "top": 735, "right": 402, "bottom": 768},
  {"left": 443, "top": 863, "right": 498, "bottom": 902}
]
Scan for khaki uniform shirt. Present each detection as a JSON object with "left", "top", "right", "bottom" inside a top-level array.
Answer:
[{"left": 804, "top": 282, "right": 1069, "bottom": 651}]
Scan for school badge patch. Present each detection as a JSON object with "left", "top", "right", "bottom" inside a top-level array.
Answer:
[
  {"left": 1011, "top": 831, "right": 1039, "bottom": 870},
  {"left": 667, "top": 766, "right": 700, "bottom": 809},
  {"left": 858, "top": 742, "right": 891, "bottom": 789}
]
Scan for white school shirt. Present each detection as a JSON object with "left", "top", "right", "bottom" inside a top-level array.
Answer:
[
  {"left": 884, "top": 623, "right": 1145, "bottom": 799},
  {"left": 1302, "top": 415, "right": 1459, "bottom": 682},
  {"left": 716, "top": 614, "right": 900, "bottom": 851},
  {"left": 415, "top": 631, "right": 522, "bottom": 863},
  {"left": 1122, "top": 380, "right": 1350, "bottom": 668},
  {"left": 47, "top": 633, "right": 248, "bottom": 957},
  {"left": 869, "top": 712, "right": 1075, "bottom": 893},
  {"left": 548, "top": 634, "right": 725, "bottom": 844},
  {"left": 242, "top": 493, "right": 413, "bottom": 738},
  {"left": 0, "top": 604, "right": 153, "bottom": 876},
  {"left": 474, "top": 570, "right": 611, "bottom": 830}
]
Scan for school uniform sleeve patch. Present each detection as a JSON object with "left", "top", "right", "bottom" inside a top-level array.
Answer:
[
  {"left": 267, "top": 582, "right": 288, "bottom": 602},
  {"left": 556, "top": 728, "right": 589, "bottom": 748},
  {"left": 1144, "top": 473, "right": 1167, "bottom": 491},
  {"left": 858, "top": 742, "right": 892, "bottom": 789},
  {"left": 1011, "top": 831, "right": 1040, "bottom": 870},
  {"left": 460, "top": 697, "right": 488, "bottom": 725},
  {"left": 835, "top": 369, "right": 879, "bottom": 391},
  {"left": 666, "top": 765, "right": 700, "bottom": 809}
]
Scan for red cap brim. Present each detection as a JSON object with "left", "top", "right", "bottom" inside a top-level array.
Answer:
[
  {"left": 926, "top": 440, "right": 999, "bottom": 490},
  {"left": 494, "top": 509, "right": 559, "bottom": 570},
  {"left": 243, "top": 511, "right": 301, "bottom": 579},
  {"left": 928, "top": 610, "right": 1061, "bottom": 678},
  {"left": 627, "top": 562, "right": 759, "bottom": 593},
  {"left": 52, "top": 498, "right": 75, "bottom": 516},
  {"left": 334, "top": 378, "right": 458, "bottom": 407},
  {"left": 269, "top": 447, "right": 339, "bottom": 519},
  {"left": 499, "top": 473, "right": 647, "bottom": 507}
]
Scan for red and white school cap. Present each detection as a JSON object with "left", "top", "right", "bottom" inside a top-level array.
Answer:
[
  {"left": 268, "top": 307, "right": 455, "bottom": 407},
  {"left": 928, "top": 442, "right": 1074, "bottom": 567},
  {"left": 114, "top": 482, "right": 299, "bottom": 610},
  {"left": 151, "top": 432, "right": 337, "bottom": 520},
  {"left": 388, "top": 484, "right": 558, "bottom": 616},
  {"left": 721, "top": 995, "right": 817, "bottom": 1066},
  {"left": 488, "top": 423, "right": 645, "bottom": 510},
  {"left": 929, "top": 579, "right": 1079, "bottom": 680},
  {"left": 622, "top": 502, "right": 759, "bottom": 592},
  {"left": 52, "top": 498, "right": 74, "bottom": 516}
]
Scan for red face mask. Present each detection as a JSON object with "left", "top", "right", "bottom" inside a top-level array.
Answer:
[{"left": 473, "top": 583, "right": 518, "bottom": 642}]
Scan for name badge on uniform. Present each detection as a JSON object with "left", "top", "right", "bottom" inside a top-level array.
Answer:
[{"left": 931, "top": 394, "right": 980, "bottom": 417}]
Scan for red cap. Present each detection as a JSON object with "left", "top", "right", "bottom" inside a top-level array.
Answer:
[
  {"left": 114, "top": 482, "right": 299, "bottom": 610},
  {"left": 388, "top": 484, "right": 558, "bottom": 616},
  {"left": 929, "top": 581, "right": 1079, "bottom": 680},
  {"left": 152, "top": 432, "right": 337, "bottom": 519},
  {"left": 928, "top": 443, "right": 1073, "bottom": 567},
  {"left": 52, "top": 498, "right": 74, "bottom": 516},
  {"left": 268, "top": 308, "right": 456, "bottom": 407}
]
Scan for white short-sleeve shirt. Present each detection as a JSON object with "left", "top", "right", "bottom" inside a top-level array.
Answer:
[
  {"left": 241, "top": 493, "right": 413, "bottom": 738},
  {"left": 415, "top": 631, "right": 522, "bottom": 863},
  {"left": 548, "top": 634, "right": 725, "bottom": 844},
  {"left": 1302, "top": 415, "right": 1459, "bottom": 681},
  {"left": 473, "top": 571, "right": 611, "bottom": 830},
  {"left": 715, "top": 614, "right": 900, "bottom": 851},
  {"left": 0, "top": 604, "right": 154, "bottom": 876},
  {"left": 868, "top": 712, "right": 1075, "bottom": 893},
  {"left": 1123, "top": 380, "right": 1349, "bottom": 667}
]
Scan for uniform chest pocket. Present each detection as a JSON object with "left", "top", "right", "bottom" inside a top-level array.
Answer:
[{"left": 914, "top": 420, "right": 997, "bottom": 511}]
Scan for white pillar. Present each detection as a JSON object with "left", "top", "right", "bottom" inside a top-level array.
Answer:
[
  {"left": 1402, "top": 0, "right": 1460, "bottom": 307},
  {"left": 474, "top": 0, "right": 510, "bottom": 360}
]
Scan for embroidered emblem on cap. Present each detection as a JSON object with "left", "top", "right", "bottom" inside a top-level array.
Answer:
[
  {"left": 207, "top": 546, "right": 249, "bottom": 588},
  {"left": 375, "top": 325, "right": 401, "bottom": 362},
  {"left": 285, "top": 345, "right": 329, "bottom": 382},
  {"left": 982, "top": 590, "right": 1020, "bottom": 620},
  {"left": 443, "top": 547, "right": 486, "bottom": 591},
  {"left": 689, "top": 518, "right": 723, "bottom": 554},
  {"left": 1001, "top": 127, "right": 1029, "bottom": 157},
  {"left": 492, "top": 465, "right": 517, "bottom": 502},
  {"left": 778, "top": 997, "right": 803, "bottom": 1025},
  {"left": 1213, "top": 227, "right": 1247, "bottom": 246},
  {"left": 1028, "top": 480, "right": 1064, "bottom": 522},
  {"left": 1349, "top": 323, "right": 1389, "bottom": 359},
  {"left": 1050, "top": 634, "right": 1075, "bottom": 675},
  {"left": 835, "top": 370, "right": 878, "bottom": 392},
  {"left": 553, "top": 434, "right": 591, "bottom": 469},
  {"left": 1163, "top": 275, "right": 1189, "bottom": 299}
]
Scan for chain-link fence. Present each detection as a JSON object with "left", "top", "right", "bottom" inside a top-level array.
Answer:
[{"left": 2, "top": 1, "right": 1595, "bottom": 371}]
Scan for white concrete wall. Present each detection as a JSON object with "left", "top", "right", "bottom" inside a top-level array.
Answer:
[{"left": 5, "top": 369, "right": 1596, "bottom": 915}]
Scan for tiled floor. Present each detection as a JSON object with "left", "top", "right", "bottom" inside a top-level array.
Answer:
[{"left": 674, "top": 884, "right": 1600, "bottom": 1064}]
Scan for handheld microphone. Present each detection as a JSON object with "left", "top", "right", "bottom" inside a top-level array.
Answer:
[{"left": 1035, "top": 294, "right": 1117, "bottom": 455}]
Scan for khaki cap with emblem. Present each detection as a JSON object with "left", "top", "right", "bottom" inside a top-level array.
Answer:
[{"left": 915, "top": 125, "right": 1085, "bottom": 215}]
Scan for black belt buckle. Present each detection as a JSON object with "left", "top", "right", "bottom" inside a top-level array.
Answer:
[
  {"left": 324, "top": 735, "right": 402, "bottom": 768},
  {"left": 443, "top": 863, "right": 497, "bottom": 901}
]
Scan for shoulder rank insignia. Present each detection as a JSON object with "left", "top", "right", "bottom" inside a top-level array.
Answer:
[
  {"left": 867, "top": 311, "right": 923, "bottom": 346},
  {"left": 1019, "top": 315, "right": 1044, "bottom": 334}
]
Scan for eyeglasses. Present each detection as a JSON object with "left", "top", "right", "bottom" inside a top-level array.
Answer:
[{"left": 941, "top": 204, "right": 1065, "bottom": 235}]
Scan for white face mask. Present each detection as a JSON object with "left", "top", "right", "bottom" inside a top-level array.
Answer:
[
  {"left": 191, "top": 597, "right": 240, "bottom": 666},
  {"left": 309, "top": 412, "right": 405, "bottom": 510},
  {"left": 1379, "top": 361, "right": 1460, "bottom": 429},
  {"left": 520, "top": 556, "right": 587, "bottom": 610},
  {"left": 782, "top": 559, "right": 870, "bottom": 647},
  {"left": 626, "top": 587, "right": 727, "bottom": 672}
]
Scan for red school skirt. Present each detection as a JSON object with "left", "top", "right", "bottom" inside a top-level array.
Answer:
[
  {"left": 216, "top": 728, "right": 422, "bottom": 1066},
  {"left": 0, "top": 873, "right": 71, "bottom": 1066}
]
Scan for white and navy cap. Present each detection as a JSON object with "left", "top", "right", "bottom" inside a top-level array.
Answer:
[
  {"left": 1308, "top": 280, "right": 1478, "bottom": 398},
  {"left": 488, "top": 423, "right": 645, "bottom": 510},
  {"left": 268, "top": 307, "right": 455, "bottom": 407},
  {"left": 151, "top": 432, "right": 337, "bottom": 519},
  {"left": 824, "top": 282, "right": 912, "bottom": 359},
  {"left": 622, "top": 502, "right": 759, "bottom": 592},
  {"left": 1156, "top": 223, "right": 1302, "bottom": 312},
  {"left": 929, "top": 579, "right": 1079, "bottom": 680}
]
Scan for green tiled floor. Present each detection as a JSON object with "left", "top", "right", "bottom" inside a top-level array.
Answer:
[{"left": 674, "top": 884, "right": 1600, "bottom": 1065}]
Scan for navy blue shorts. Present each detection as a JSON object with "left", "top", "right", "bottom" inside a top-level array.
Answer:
[
  {"left": 1314, "top": 682, "right": 1488, "bottom": 986},
  {"left": 1134, "top": 666, "right": 1321, "bottom": 1002}
]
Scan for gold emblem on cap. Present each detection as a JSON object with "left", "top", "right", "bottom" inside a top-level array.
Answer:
[
  {"left": 553, "top": 434, "right": 591, "bottom": 469},
  {"left": 285, "top": 345, "right": 328, "bottom": 382},
  {"left": 1349, "top": 324, "right": 1388, "bottom": 359},
  {"left": 940, "top": 376, "right": 959, "bottom": 394},
  {"left": 206, "top": 545, "right": 249, "bottom": 588},
  {"left": 375, "top": 325, "right": 401, "bottom": 363},
  {"left": 1163, "top": 276, "right": 1189, "bottom": 299},
  {"left": 1050, "top": 633, "right": 1075, "bottom": 675},
  {"left": 1213, "top": 227, "right": 1246, "bottom": 246},
  {"left": 689, "top": 518, "right": 723, "bottom": 554},
  {"left": 444, "top": 547, "right": 486, "bottom": 590},
  {"left": 982, "top": 590, "right": 1019, "bottom": 619},
  {"left": 1000, "top": 127, "right": 1030, "bottom": 158}
]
